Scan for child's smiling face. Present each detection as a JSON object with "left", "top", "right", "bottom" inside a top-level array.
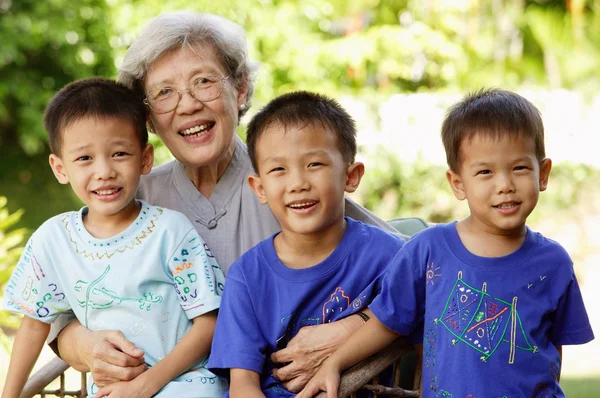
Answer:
[
  {"left": 248, "top": 121, "right": 362, "bottom": 238},
  {"left": 447, "top": 133, "right": 551, "bottom": 237},
  {"left": 49, "top": 116, "right": 153, "bottom": 227}
]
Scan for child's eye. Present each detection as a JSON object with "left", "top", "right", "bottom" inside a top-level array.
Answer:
[
  {"left": 268, "top": 167, "right": 284, "bottom": 174},
  {"left": 113, "top": 152, "right": 129, "bottom": 157},
  {"left": 308, "top": 162, "right": 323, "bottom": 168},
  {"left": 476, "top": 169, "right": 491, "bottom": 175},
  {"left": 514, "top": 165, "right": 529, "bottom": 171},
  {"left": 75, "top": 155, "right": 91, "bottom": 162}
]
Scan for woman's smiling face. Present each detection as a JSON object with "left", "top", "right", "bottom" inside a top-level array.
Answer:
[{"left": 144, "top": 44, "right": 247, "bottom": 169}]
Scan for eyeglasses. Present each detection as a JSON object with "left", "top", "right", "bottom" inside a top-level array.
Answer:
[{"left": 144, "top": 75, "right": 230, "bottom": 114}]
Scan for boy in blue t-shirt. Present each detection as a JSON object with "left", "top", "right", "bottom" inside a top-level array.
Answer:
[
  {"left": 208, "top": 91, "right": 404, "bottom": 397},
  {"left": 2, "top": 78, "right": 227, "bottom": 398},
  {"left": 298, "top": 89, "right": 595, "bottom": 398}
]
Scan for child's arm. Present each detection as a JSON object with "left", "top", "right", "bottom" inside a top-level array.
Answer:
[
  {"left": 296, "top": 316, "right": 400, "bottom": 398},
  {"left": 2, "top": 317, "right": 50, "bottom": 398},
  {"left": 230, "top": 368, "right": 266, "bottom": 398},
  {"left": 94, "top": 310, "right": 217, "bottom": 398}
]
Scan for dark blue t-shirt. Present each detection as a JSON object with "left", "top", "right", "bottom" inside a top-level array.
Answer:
[
  {"left": 370, "top": 222, "right": 595, "bottom": 398},
  {"left": 209, "top": 218, "right": 404, "bottom": 397}
]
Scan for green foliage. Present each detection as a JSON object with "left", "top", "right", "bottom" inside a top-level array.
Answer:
[
  {"left": 356, "top": 150, "right": 600, "bottom": 224},
  {"left": 0, "top": 197, "right": 27, "bottom": 352},
  {"left": 0, "top": 0, "right": 116, "bottom": 155}
]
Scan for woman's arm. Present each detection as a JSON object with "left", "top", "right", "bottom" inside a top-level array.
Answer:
[
  {"left": 3, "top": 317, "right": 50, "bottom": 398},
  {"left": 56, "top": 319, "right": 147, "bottom": 386},
  {"left": 94, "top": 311, "right": 218, "bottom": 398},
  {"left": 230, "top": 368, "right": 266, "bottom": 398},
  {"left": 270, "top": 310, "right": 371, "bottom": 392}
]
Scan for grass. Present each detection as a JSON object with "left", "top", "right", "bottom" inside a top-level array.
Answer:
[{"left": 561, "top": 376, "right": 600, "bottom": 397}]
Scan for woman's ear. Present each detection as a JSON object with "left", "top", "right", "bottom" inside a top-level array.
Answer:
[
  {"left": 247, "top": 174, "right": 268, "bottom": 204},
  {"left": 49, "top": 154, "right": 69, "bottom": 184},
  {"left": 446, "top": 169, "right": 466, "bottom": 200},
  {"left": 236, "top": 74, "right": 249, "bottom": 110},
  {"left": 345, "top": 162, "right": 365, "bottom": 193},
  {"left": 146, "top": 117, "right": 156, "bottom": 135}
]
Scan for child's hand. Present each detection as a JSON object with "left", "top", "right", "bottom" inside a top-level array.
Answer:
[
  {"left": 295, "top": 360, "right": 341, "bottom": 398},
  {"left": 94, "top": 378, "right": 154, "bottom": 398}
]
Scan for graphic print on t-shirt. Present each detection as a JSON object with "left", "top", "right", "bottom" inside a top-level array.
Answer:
[{"left": 435, "top": 271, "right": 537, "bottom": 363}]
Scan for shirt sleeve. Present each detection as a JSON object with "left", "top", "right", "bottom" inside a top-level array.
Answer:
[
  {"left": 2, "top": 233, "right": 71, "bottom": 324},
  {"left": 168, "top": 229, "right": 225, "bottom": 319},
  {"left": 208, "top": 262, "right": 266, "bottom": 376},
  {"left": 550, "top": 271, "right": 595, "bottom": 346},
  {"left": 369, "top": 239, "right": 427, "bottom": 336}
]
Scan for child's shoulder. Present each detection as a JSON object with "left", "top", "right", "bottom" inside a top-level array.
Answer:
[
  {"left": 527, "top": 227, "right": 572, "bottom": 263},
  {"left": 346, "top": 217, "right": 404, "bottom": 247},
  {"left": 141, "top": 201, "right": 193, "bottom": 228},
  {"left": 35, "top": 210, "right": 79, "bottom": 236}
]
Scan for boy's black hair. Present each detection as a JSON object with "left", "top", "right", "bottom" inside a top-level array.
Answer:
[
  {"left": 246, "top": 91, "right": 357, "bottom": 172},
  {"left": 441, "top": 88, "right": 545, "bottom": 172},
  {"left": 44, "top": 77, "right": 148, "bottom": 155}
]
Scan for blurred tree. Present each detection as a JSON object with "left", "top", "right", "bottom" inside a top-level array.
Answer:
[{"left": 0, "top": 0, "right": 116, "bottom": 229}]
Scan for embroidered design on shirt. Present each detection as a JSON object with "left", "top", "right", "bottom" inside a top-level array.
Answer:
[
  {"left": 426, "top": 262, "right": 442, "bottom": 286},
  {"left": 62, "top": 208, "right": 163, "bottom": 260},
  {"left": 74, "top": 265, "right": 163, "bottom": 327},
  {"left": 323, "top": 287, "right": 350, "bottom": 323},
  {"left": 435, "top": 271, "right": 537, "bottom": 363}
]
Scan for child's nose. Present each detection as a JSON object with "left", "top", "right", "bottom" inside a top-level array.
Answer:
[
  {"left": 496, "top": 173, "right": 516, "bottom": 193},
  {"left": 95, "top": 160, "right": 116, "bottom": 180},
  {"left": 287, "top": 170, "right": 310, "bottom": 192}
]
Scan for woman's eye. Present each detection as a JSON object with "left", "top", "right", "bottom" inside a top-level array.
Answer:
[{"left": 153, "top": 88, "right": 174, "bottom": 99}]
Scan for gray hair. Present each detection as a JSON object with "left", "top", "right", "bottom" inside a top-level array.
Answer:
[{"left": 118, "top": 11, "right": 258, "bottom": 119}]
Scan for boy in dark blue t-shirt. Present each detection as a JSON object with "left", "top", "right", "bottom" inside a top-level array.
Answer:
[
  {"left": 208, "top": 92, "right": 404, "bottom": 397},
  {"left": 298, "top": 89, "right": 595, "bottom": 398}
]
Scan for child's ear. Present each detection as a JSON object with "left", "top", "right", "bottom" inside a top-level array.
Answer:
[
  {"left": 446, "top": 169, "right": 466, "bottom": 201},
  {"left": 538, "top": 158, "right": 552, "bottom": 192},
  {"left": 345, "top": 162, "right": 365, "bottom": 193},
  {"left": 247, "top": 174, "right": 268, "bottom": 204},
  {"left": 141, "top": 144, "right": 154, "bottom": 175},
  {"left": 49, "top": 154, "right": 70, "bottom": 184}
]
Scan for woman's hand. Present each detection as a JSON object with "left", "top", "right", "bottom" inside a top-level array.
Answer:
[
  {"left": 270, "top": 315, "right": 363, "bottom": 392},
  {"left": 83, "top": 330, "right": 147, "bottom": 387},
  {"left": 58, "top": 321, "right": 147, "bottom": 387}
]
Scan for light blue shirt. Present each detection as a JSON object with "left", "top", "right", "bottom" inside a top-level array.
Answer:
[{"left": 3, "top": 201, "right": 227, "bottom": 397}]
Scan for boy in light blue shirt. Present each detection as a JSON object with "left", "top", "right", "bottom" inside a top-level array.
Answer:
[{"left": 2, "top": 77, "right": 227, "bottom": 398}]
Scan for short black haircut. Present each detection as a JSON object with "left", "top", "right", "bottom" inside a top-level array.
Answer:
[
  {"left": 246, "top": 91, "right": 357, "bottom": 172},
  {"left": 44, "top": 77, "right": 148, "bottom": 155},
  {"left": 442, "top": 88, "right": 545, "bottom": 172}
]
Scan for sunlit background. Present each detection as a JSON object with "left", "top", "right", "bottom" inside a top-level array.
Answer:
[{"left": 1, "top": 0, "right": 599, "bottom": 395}]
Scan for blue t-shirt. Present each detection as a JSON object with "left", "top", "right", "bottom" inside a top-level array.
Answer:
[
  {"left": 370, "top": 222, "right": 595, "bottom": 398},
  {"left": 208, "top": 218, "right": 404, "bottom": 397},
  {"left": 3, "top": 201, "right": 228, "bottom": 397}
]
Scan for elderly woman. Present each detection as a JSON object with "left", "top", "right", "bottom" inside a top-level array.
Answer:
[{"left": 51, "top": 11, "right": 400, "bottom": 394}]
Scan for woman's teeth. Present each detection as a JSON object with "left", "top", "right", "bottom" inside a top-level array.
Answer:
[{"left": 180, "top": 123, "right": 212, "bottom": 136}]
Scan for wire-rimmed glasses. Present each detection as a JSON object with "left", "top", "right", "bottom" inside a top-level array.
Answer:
[{"left": 144, "top": 75, "right": 231, "bottom": 114}]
